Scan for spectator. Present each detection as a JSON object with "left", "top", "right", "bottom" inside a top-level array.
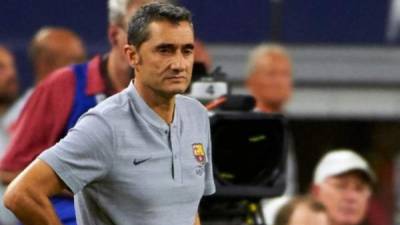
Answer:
[
  {"left": 311, "top": 149, "right": 374, "bottom": 225},
  {"left": 246, "top": 44, "right": 292, "bottom": 114},
  {"left": 246, "top": 44, "right": 297, "bottom": 224},
  {"left": 2, "top": 27, "right": 86, "bottom": 133},
  {"left": 274, "top": 195, "right": 330, "bottom": 225},
  {"left": 246, "top": 43, "right": 295, "bottom": 193},
  {"left": 0, "top": 45, "right": 18, "bottom": 225},
  {"left": 29, "top": 27, "right": 86, "bottom": 84},
  {"left": 0, "top": 46, "right": 18, "bottom": 156}
]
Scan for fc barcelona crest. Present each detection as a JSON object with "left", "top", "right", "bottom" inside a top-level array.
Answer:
[{"left": 192, "top": 143, "right": 206, "bottom": 164}]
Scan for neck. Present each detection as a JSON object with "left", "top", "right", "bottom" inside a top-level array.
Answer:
[
  {"left": 107, "top": 49, "right": 131, "bottom": 92},
  {"left": 255, "top": 102, "right": 283, "bottom": 113},
  {"left": 34, "top": 67, "right": 51, "bottom": 85},
  {"left": 34, "top": 72, "right": 45, "bottom": 85},
  {"left": 134, "top": 81, "right": 175, "bottom": 124}
]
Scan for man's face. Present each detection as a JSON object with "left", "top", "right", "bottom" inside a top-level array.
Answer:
[
  {"left": 247, "top": 52, "right": 292, "bottom": 111},
  {"left": 289, "top": 204, "right": 330, "bottom": 225},
  {"left": 313, "top": 172, "right": 371, "bottom": 225},
  {"left": 131, "top": 20, "right": 194, "bottom": 98},
  {"left": 0, "top": 48, "right": 18, "bottom": 104}
]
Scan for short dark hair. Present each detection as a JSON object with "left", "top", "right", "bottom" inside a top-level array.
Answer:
[
  {"left": 274, "top": 196, "right": 326, "bottom": 225},
  {"left": 127, "top": 2, "right": 192, "bottom": 49}
]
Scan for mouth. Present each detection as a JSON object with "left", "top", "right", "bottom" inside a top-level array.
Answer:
[
  {"left": 339, "top": 206, "right": 358, "bottom": 216},
  {"left": 165, "top": 75, "right": 187, "bottom": 81}
]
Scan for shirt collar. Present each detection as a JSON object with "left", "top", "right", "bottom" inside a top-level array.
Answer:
[{"left": 126, "top": 82, "right": 178, "bottom": 131}]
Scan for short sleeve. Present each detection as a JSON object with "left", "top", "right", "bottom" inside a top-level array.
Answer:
[
  {"left": 203, "top": 113, "right": 215, "bottom": 196},
  {"left": 38, "top": 112, "right": 115, "bottom": 194}
]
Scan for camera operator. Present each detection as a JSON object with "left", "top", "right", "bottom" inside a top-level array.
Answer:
[{"left": 245, "top": 43, "right": 296, "bottom": 224}]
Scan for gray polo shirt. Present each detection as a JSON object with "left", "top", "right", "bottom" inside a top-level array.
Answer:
[{"left": 39, "top": 83, "right": 215, "bottom": 225}]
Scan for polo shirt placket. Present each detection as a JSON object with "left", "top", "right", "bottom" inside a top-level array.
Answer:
[
  {"left": 129, "top": 86, "right": 183, "bottom": 184},
  {"left": 170, "top": 122, "right": 182, "bottom": 183}
]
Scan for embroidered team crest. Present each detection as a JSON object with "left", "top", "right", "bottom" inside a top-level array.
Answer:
[{"left": 192, "top": 143, "right": 206, "bottom": 164}]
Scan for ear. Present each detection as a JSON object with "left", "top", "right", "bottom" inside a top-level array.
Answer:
[
  {"left": 108, "top": 25, "right": 120, "bottom": 47},
  {"left": 123, "top": 44, "right": 139, "bottom": 67}
]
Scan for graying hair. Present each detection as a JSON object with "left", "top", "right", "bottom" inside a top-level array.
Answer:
[
  {"left": 108, "top": 0, "right": 134, "bottom": 25},
  {"left": 127, "top": 2, "right": 192, "bottom": 49},
  {"left": 246, "top": 43, "right": 290, "bottom": 77},
  {"left": 108, "top": 0, "right": 176, "bottom": 25}
]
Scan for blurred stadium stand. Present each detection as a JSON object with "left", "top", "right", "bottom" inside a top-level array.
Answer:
[{"left": 1, "top": 0, "right": 398, "bottom": 119}]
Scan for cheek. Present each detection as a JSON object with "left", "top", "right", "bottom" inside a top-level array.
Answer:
[
  {"left": 319, "top": 189, "right": 341, "bottom": 211},
  {"left": 252, "top": 79, "right": 271, "bottom": 93},
  {"left": 357, "top": 196, "right": 370, "bottom": 213}
]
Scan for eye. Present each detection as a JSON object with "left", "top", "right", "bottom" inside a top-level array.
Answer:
[
  {"left": 156, "top": 45, "right": 175, "bottom": 55},
  {"left": 158, "top": 47, "right": 171, "bottom": 54},
  {"left": 333, "top": 181, "right": 347, "bottom": 191},
  {"left": 182, "top": 48, "right": 193, "bottom": 56},
  {"left": 355, "top": 183, "right": 369, "bottom": 193}
]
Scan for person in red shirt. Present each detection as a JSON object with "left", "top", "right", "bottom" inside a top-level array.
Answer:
[
  {"left": 3, "top": 27, "right": 86, "bottom": 136},
  {"left": 0, "top": 0, "right": 144, "bottom": 182}
]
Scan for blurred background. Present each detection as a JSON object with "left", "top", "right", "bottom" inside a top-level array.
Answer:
[{"left": 1, "top": 0, "right": 400, "bottom": 224}]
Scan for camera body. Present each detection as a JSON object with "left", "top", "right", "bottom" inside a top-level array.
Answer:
[{"left": 189, "top": 65, "right": 289, "bottom": 224}]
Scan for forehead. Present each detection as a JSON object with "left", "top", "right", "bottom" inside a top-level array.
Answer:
[
  {"left": 144, "top": 20, "right": 194, "bottom": 46},
  {"left": 291, "top": 205, "right": 328, "bottom": 225},
  {"left": 254, "top": 52, "right": 291, "bottom": 70},
  {"left": 326, "top": 171, "right": 371, "bottom": 186},
  {"left": 259, "top": 52, "right": 290, "bottom": 63}
]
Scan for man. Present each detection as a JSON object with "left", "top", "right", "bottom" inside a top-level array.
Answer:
[
  {"left": 246, "top": 44, "right": 296, "bottom": 224},
  {"left": 0, "top": 46, "right": 19, "bottom": 225},
  {"left": 274, "top": 196, "right": 330, "bottom": 225},
  {"left": 0, "top": 0, "right": 156, "bottom": 224},
  {"left": 29, "top": 27, "right": 86, "bottom": 85},
  {"left": 4, "top": 2, "right": 214, "bottom": 225},
  {"left": 0, "top": 46, "right": 18, "bottom": 153},
  {"left": 246, "top": 44, "right": 295, "bottom": 193},
  {"left": 2, "top": 27, "right": 86, "bottom": 134},
  {"left": 246, "top": 44, "right": 292, "bottom": 113},
  {"left": 311, "top": 150, "right": 374, "bottom": 225}
]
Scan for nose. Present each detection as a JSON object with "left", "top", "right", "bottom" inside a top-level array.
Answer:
[
  {"left": 170, "top": 53, "right": 186, "bottom": 72},
  {"left": 343, "top": 188, "right": 362, "bottom": 203}
]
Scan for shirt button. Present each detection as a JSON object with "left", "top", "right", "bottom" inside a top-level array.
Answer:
[{"left": 174, "top": 155, "right": 178, "bottom": 159}]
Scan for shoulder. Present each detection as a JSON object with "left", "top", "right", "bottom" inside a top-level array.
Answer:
[
  {"left": 176, "top": 95, "right": 209, "bottom": 121},
  {"left": 87, "top": 89, "right": 131, "bottom": 118},
  {"left": 176, "top": 95, "right": 207, "bottom": 112},
  {"left": 39, "top": 66, "right": 76, "bottom": 89}
]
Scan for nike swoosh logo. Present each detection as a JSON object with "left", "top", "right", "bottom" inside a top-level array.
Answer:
[{"left": 133, "top": 158, "right": 151, "bottom": 166}]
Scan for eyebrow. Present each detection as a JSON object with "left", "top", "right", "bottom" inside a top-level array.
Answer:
[
  {"left": 155, "top": 43, "right": 194, "bottom": 50},
  {"left": 183, "top": 43, "right": 194, "bottom": 49}
]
